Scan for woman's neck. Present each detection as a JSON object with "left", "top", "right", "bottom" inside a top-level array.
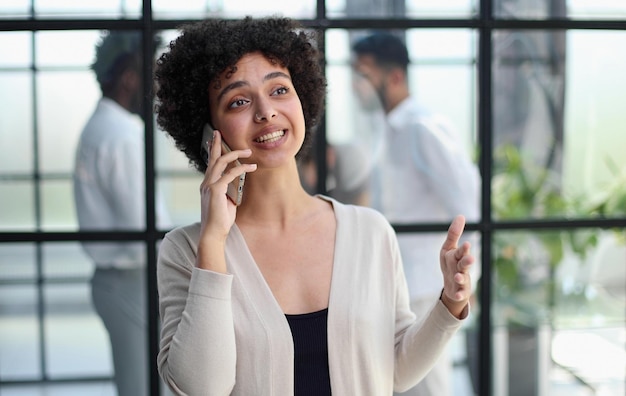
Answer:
[{"left": 235, "top": 162, "right": 319, "bottom": 228}]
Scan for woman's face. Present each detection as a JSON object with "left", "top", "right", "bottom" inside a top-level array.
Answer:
[{"left": 208, "top": 52, "right": 305, "bottom": 168}]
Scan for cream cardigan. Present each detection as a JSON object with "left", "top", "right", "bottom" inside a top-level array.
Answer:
[{"left": 157, "top": 196, "right": 466, "bottom": 395}]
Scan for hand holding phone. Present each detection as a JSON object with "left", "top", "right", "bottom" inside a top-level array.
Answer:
[{"left": 201, "top": 124, "right": 246, "bottom": 206}]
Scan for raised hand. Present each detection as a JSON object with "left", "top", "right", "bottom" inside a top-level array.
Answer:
[
  {"left": 439, "top": 215, "right": 475, "bottom": 319},
  {"left": 197, "top": 130, "right": 256, "bottom": 272}
]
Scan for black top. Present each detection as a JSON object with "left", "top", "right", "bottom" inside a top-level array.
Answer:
[{"left": 285, "top": 308, "right": 332, "bottom": 396}]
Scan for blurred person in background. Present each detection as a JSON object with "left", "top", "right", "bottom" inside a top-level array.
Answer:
[
  {"left": 73, "top": 30, "right": 169, "bottom": 396},
  {"left": 352, "top": 31, "right": 481, "bottom": 396}
]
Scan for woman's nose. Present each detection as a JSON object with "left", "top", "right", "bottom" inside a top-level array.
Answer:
[{"left": 253, "top": 100, "right": 276, "bottom": 122}]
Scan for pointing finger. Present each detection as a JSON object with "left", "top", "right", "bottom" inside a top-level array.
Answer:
[{"left": 441, "top": 215, "right": 466, "bottom": 252}]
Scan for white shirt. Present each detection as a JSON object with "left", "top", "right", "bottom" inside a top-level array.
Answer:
[
  {"left": 73, "top": 97, "right": 170, "bottom": 268},
  {"left": 370, "top": 96, "right": 480, "bottom": 299}
]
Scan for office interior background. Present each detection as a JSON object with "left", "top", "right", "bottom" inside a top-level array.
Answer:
[{"left": 0, "top": 0, "right": 625, "bottom": 395}]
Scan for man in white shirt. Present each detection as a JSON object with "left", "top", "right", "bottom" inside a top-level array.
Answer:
[
  {"left": 73, "top": 31, "right": 169, "bottom": 396},
  {"left": 352, "top": 32, "right": 481, "bottom": 396}
]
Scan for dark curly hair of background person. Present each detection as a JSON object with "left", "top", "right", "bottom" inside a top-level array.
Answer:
[{"left": 154, "top": 16, "right": 327, "bottom": 173}]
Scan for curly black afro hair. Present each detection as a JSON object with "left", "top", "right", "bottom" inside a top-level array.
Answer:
[{"left": 154, "top": 16, "right": 327, "bottom": 172}]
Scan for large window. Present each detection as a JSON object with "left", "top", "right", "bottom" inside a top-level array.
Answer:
[{"left": 1, "top": 1, "right": 624, "bottom": 395}]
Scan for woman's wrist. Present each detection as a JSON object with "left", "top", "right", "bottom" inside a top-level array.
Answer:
[
  {"left": 196, "top": 234, "right": 228, "bottom": 272},
  {"left": 439, "top": 289, "right": 469, "bottom": 319}
]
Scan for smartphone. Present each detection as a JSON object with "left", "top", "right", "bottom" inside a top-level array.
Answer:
[{"left": 201, "top": 124, "right": 246, "bottom": 206}]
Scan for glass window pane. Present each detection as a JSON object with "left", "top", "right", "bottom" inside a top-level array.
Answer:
[
  {"left": 43, "top": 242, "right": 92, "bottom": 279},
  {"left": 33, "top": 0, "right": 141, "bottom": 19},
  {"left": 153, "top": 0, "right": 316, "bottom": 19},
  {"left": 411, "top": 67, "right": 476, "bottom": 152},
  {"left": 407, "top": 29, "right": 475, "bottom": 60},
  {"left": 0, "top": 31, "right": 32, "bottom": 67},
  {"left": 68, "top": 30, "right": 153, "bottom": 238},
  {"left": 151, "top": 0, "right": 207, "bottom": 19},
  {"left": 568, "top": 0, "right": 626, "bottom": 19},
  {"left": 0, "top": 284, "right": 41, "bottom": 381},
  {"left": 0, "top": 243, "right": 36, "bottom": 281},
  {"left": 37, "top": 71, "right": 99, "bottom": 174},
  {"left": 324, "top": 28, "right": 480, "bottom": 223},
  {"left": 156, "top": 124, "right": 195, "bottom": 172},
  {"left": 328, "top": 0, "right": 404, "bottom": 19},
  {"left": 41, "top": 179, "right": 76, "bottom": 231},
  {"left": 0, "top": 72, "right": 34, "bottom": 174},
  {"left": 492, "top": 30, "right": 626, "bottom": 220},
  {"left": 407, "top": 0, "right": 477, "bottom": 18},
  {"left": 494, "top": 0, "right": 565, "bottom": 19},
  {"left": 494, "top": 0, "right": 626, "bottom": 20},
  {"left": 492, "top": 228, "right": 625, "bottom": 395},
  {"left": 327, "top": 0, "right": 476, "bottom": 18},
  {"left": 406, "top": 30, "right": 477, "bottom": 151},
  {"left": 0, "top": 181, "right": 35, "bottom": 231},
  {"left": 0, "top": 0, "right": 29, "bottom": 19},
  {"left": 35, "top": 30, "right": 101, "bottom": 68},
  {"left": 158, "top": 176, "right": 202, "bottom": 228},
  {"left": 44, "top": 283, "right": 113, "bottom": 378},
  {"left": 564, "top": 30, "right": 626, "bottom": 218},
  {"left": 41, "top": 257, "right": 149, "bottom": 386}
]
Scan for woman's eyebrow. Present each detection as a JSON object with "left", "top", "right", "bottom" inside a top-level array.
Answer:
[
  {"left": 217, "top": 81, "right": 248, "bottom": 102},
  {"left": 216, "top": 71, "right": 292, "bottom": 102},
  {"left": 264, "top": 71, "right": 291, "bottom": 82}
]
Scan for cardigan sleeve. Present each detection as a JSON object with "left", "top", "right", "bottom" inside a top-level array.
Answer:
[{"left": 157, "top": 229, "right": 237, "bottom": 395}]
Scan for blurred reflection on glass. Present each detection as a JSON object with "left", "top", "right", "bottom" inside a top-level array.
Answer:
[
  {"left": 0, "top": 284, "right": 41, "bottom": 381},
  {"left": 325, "top": 71, "right": 385, "bottom": 206},
  {"left": 301, "top": 29, "right": 387, "bottom": 206},
  {"left": 0, "top": 181, "right": 35, "bottom": 231},
  {"left": 492, "top": 29, "right": 626, "bottom": 221},
  {"left": 0, "top": 31, "right": 35, "bottom": 231},
  {"left": 494, "top": 0, "right": 626, "bottom": 20},
  {"left": 492, "top": 228, "right": 625, "bottom": 395},
  {"left": 0, "top": 244, "right": 39, "bottom": 381},
  {"left": 327, "top": 0, "right": 476, "bottom": 19},
  {"left": 2, "top": 0, "right": 143, "bottom": 19},
  {"left": 152, "top": 0, "right": 315, "bottom": 19}
]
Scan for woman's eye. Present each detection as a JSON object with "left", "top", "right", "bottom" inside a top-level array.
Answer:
[
  {"left": 272, "top": 86, "right": 289, "bottom": 96},
  {"left": 229, "top": 98, "right": 249, "bottom": 109}
]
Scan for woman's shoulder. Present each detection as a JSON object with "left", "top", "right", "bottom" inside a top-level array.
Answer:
[
  {"left": 317, "top": 195, "right": 392, "bottom": 230},
  {"left": 162, "top": 222, "right": 202, "bottom": 250}
]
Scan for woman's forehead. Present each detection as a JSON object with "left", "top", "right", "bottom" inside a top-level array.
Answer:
[{"left": 211, "top": 52, "right": 290, "bottom": 90}]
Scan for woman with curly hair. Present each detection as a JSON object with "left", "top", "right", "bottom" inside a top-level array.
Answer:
[{"left": 154, "top": 16, "right": 475, "bottom": 396}]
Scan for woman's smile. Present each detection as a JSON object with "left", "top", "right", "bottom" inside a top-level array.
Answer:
[{"left": 255, "top": 130, "right": 285, "bottom": 143}]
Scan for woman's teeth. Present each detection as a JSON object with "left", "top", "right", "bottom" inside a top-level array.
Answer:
[{"left": 256, "top": 130, "right": 284, "bottom": 143}]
